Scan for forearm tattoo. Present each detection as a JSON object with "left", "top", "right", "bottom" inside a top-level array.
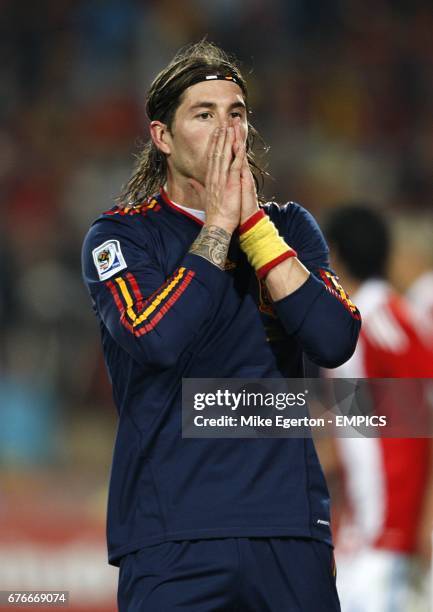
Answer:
[{"left": 189, "top": 225, "right": 231, "bottom": 270}]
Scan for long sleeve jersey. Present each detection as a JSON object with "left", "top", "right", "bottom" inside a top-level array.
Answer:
[{"left": 82, "top": 188, "right": 361, "bottom": 566}]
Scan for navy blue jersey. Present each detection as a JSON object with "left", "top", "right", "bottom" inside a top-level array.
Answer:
[{"left": 81, "top": 189, "right": 360, "bottom": 566}]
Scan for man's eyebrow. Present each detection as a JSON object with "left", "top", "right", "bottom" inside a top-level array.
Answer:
[{"left": 189, "top": 101, "right": 247, "bottom": 111}]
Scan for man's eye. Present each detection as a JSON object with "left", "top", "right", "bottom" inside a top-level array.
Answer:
[
  {"left": 198, "top": 112, "right": 211, "bottom": 119},
  {"left": 230, "top": 112, "right": 242, "bottom": 118}
]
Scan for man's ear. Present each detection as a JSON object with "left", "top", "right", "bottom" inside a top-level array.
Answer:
[{"left": 149, "top": 121, "right": 171, "bottom": 155}]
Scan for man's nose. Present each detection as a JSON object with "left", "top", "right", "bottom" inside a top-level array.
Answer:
[{"left": 228, "top": 116, "right": 242, "bottom": 129}]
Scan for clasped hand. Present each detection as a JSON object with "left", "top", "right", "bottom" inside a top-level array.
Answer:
[{"left": 189, "top": 121, "right": 259, "bottom": 234}]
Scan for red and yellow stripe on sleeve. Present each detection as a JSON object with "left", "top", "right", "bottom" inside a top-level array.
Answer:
[
  {"left": 319, "top": 269, "right": 361, "bottom": 320},
  {"left": 105, "top": 268, "right": 195, "bottom": 336}
]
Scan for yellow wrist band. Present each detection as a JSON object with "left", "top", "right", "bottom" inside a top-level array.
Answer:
[{"left": 239, "top": 210, "right": 297, "bottom": 278}]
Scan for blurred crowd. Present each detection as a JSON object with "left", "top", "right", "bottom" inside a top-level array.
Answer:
[{"left": 0, "top": 1, "right": 432, "bottom": 608}]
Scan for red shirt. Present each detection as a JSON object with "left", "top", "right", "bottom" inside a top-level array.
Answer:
[{"left": 329, "top": 279, "right": 433, "bottom": 553}]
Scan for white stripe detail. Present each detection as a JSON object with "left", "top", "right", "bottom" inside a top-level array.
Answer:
[
  {"left": 338, "top": 437, "right": 385, "bottom": 545},
  {"left": 364, "top": 306, "right": 409, "bottom": 353}
]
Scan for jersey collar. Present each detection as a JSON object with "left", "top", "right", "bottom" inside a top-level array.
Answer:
[{"left": 159, "top": 187, "right": 204, "bottom": 227}]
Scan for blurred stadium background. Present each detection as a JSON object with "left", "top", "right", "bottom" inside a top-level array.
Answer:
[{"left": 0, "top": 1, "right": 432, "bottom": 610}]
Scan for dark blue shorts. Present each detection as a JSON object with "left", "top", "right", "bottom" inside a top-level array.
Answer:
[{"left": 118, "top": 537, "right": 340, "bottom": 611}]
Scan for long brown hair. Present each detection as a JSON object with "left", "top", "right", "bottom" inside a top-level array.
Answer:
[{"left": 118, "top": 40, "right": 269, "bottom": 207}]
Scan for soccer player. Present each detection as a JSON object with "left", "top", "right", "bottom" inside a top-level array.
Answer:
[
  {"left": 82, "top": 41, "right": 360, "bottom": 611},
  {"left": 323, "top": 205, "right": 433, "bottom": 612}
]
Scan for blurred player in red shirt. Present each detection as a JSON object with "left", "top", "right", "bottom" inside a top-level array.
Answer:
[{"left": 323, "top": 205, "right": 433, "bottom": 611}]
